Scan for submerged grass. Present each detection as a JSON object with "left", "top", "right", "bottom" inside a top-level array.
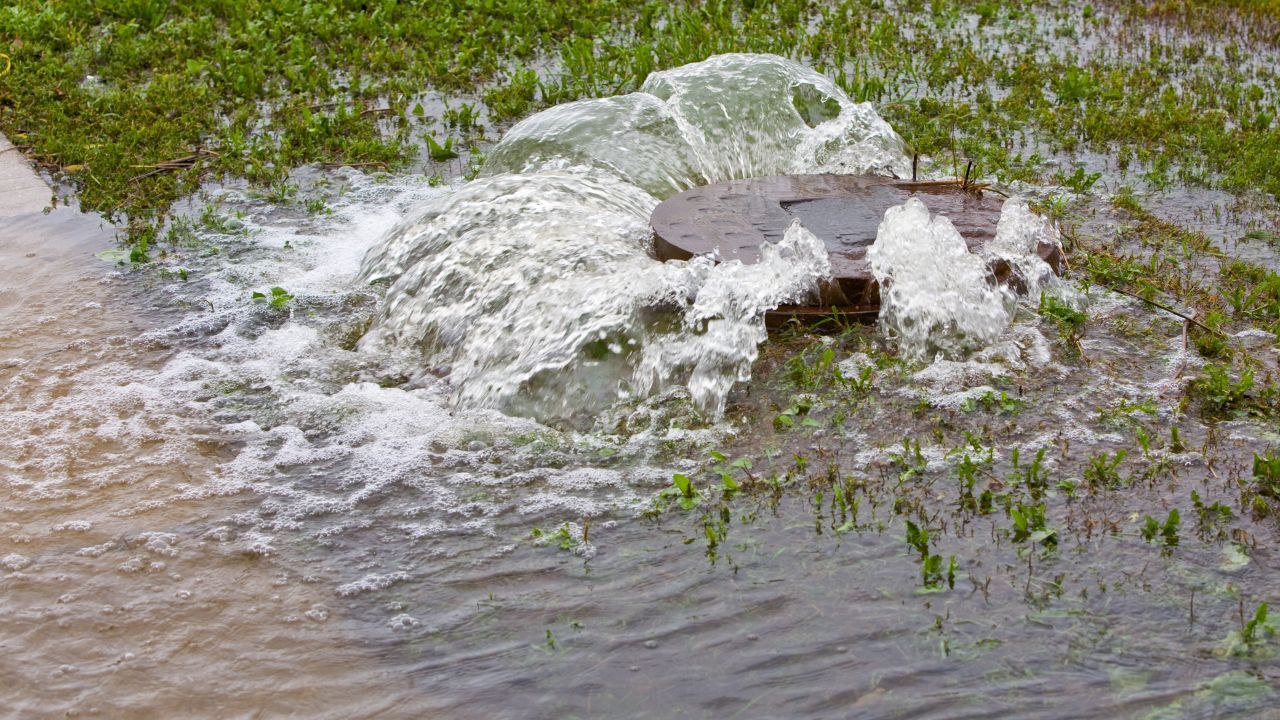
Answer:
[{"left": 5, "top": 0, "right": 1280, "bottom": 241}]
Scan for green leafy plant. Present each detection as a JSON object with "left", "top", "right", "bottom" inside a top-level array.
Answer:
[
  {"left": 1242, "top": 602, "right": 1272, "bottom": 646},
  {"left": 1039, "top": 293, "right": 1087, "bottom": 344},
  {"left": 1191, "top": 490, "right": 1234, "bottom": 530},
  {"left": 961, "top": 390, "right": 1025, "bottom": 415},
  {"left": 252, "top": 286, "right": 294, "bottom": 309},
  {"left": 708, "top": 450, "right": 751, "bottom": 496},
  {"left": 1192, "top": 310, "right": 1230, "bottom": 358},
  {"left": 921, "top": 553, "right": 956, "bottom": 590},
  {"left": 529, "top": 523, "right": 578, "bottom": 551},
  {"left": 774, "top": 398, "right": 818, "bottom": 430},
  {"left": 905, "top": 520, "right": 954, "bottom": 590},
  {"left": 1053, "top": 165, "right": 1102, "bottom": 194},
  {"left": 1010, "top": 502, "right": 1056, "bottom": 547},
  {"left": 956, "top": 454, "right": 980, "bottom": 511},
  {"left": 1084, "top": 450, "right": 1128, "bottom": 489},
  {"left": 906, "top": 520, "right": 930, "bottom": 558},
  {"left": 890, "top": 437, "right": 928, "bottom": 482},
  {"left": 1140, "top": 508, "right": 1180, "bottom": 546},
  {"left": 1247, "top": 450, "right": 1280, "bottom": 515},
  {"left": 668, "top": 473, "right": 700, "bottom": 511},
  {"left": 1052, "top": 66, "right": 1097, "bottom": 104},
  {"left": 1254, "top": 450, "right": 1280, "bottom": 487},
  {"left": 1010, "top": 447, "right": 1049, "bottom": 492},
  {"left": 834, "top": 363, "right": 874, "bottom": 395},
  {"left": 1190, "top": 363, "right": 1254, "bottom": 417},
  {"left": 426, "top": 135, "right": 458, "bottom": 161}
]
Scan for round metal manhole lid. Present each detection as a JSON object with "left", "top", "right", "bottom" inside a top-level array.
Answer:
[{"left": 650, "top": 174, "right": 1063, "bottom": 323}]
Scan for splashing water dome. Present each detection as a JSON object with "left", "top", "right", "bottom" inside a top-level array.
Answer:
[{"left": 359, "top": 54, "right": 1064, "bottom": 423}]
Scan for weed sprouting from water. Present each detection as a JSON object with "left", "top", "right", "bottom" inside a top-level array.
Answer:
[
  {"left": 890, "top": 436, "right": 929, "bottom": 483},
  {"left": 1009, "top": 447, "right": 1050, "bottom": 496},
  {"left": 1191, "top": 363, "right": 1257, "bottom": 418},
  {"left": 1038, "top": 294, "right": 1086, "bottom": 347},
  {"left": 251, "top": 286, "right": 294, "bottom": 310},
  {"left": 1010, "top": 502, "right": 1056, "bottom": 548},
  {"left": 1242, "top": 602, "right": 1272, "bottom": 647},
  {"left": 960, "top": 390, "right": 1025, "bottom": 415},
  {"left": 1084, "top": 450, "right": 1129, "bottom": 491},
  {"left": 663, "top": 473, "right": 702, "bottom": 512},
  {"left": 906, "top": 520, "right": 956, "bottom": 591},
  {"left": 529, "top": 524, "right": 580, "bottom": 552},
  {"left": 1140, "top": 509, "right": 1181, "bottom": 548},
  {"left": 1245, "top": 450, "right": 1280, "bottom": 517}
]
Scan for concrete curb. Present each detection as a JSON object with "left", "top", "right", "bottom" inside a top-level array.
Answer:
[{"left": 0, "top": 132, "right": 53, "bottom": 217}]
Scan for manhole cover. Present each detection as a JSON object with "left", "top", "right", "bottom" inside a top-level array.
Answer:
[{"left": 651, "top": 174, "right": 1063, "bottom": 326}]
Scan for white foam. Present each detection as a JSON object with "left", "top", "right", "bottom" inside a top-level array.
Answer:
[
  {"left": 869, "top": 197, "right": 1015, "bottom": 361},
  {"left": 336, "top": 571, "right": 411, "bottom": 597},
  {"left": 869, "top": 196, "right": 1068, "bottom": 364},
  {"left": 2, "top": 553, "right": 32, "bottom": 571},
  {"left": 633, "top": 221, "right": 833, "bottom": 418}
]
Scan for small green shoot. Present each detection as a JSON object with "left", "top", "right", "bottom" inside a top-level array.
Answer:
[
  {"left": 906, "top": 520, "right": 930, "bottom": 558},
  {"left": 1190, "top": 363, "right": 1254, "bottom": 417},
  {"left": 529, "top": 523, "right": 578, "bottom": 552},
  {"left": 1191, "top": 490, "right": 1234, "bottom": 530},
  {"left": 961, "top": 390, "right": 1025, "bottom": 415},
  {"left": 652, "top": 473, "right": 702, "bottom": 512},
  {"left": 1140, "top": 508, "right": 1180, "bottom": 546},
  {"left": 1242, "top": 603, "right": 1271, "bottom": 647},
  {"left": 906, "top": 521, "right": 954, "bottom": 590},
  {"left": 1010, "top": 502, "right": 1056, "bottom": 547},
  {"left": 1084, "top": 450, "right": 1127, "bottom": 489},
  {"left": 426, "top": 135, "right": 459, "bottom": 161},
  {"left": 252, "top": 286, "right": 294, "bottom": 309},
  {"left": 1039, "top": 293, "right": 1086, "bottom": 344}
]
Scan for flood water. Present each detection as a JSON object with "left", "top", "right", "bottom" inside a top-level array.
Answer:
[{"left": 3, "top": 55, "right": 1280, "bottom": 719}]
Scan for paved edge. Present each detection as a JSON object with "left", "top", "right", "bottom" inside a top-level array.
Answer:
[{"left": 0, "top": 132, "right": 52, "bottom": 217}]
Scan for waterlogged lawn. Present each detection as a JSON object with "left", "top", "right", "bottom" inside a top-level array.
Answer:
[
  {"left": 6, "top": 4, "right": 1280, "bottom": 715},
  {"left": 3, "top": 0, "right": 1280, "bottom": 240}
]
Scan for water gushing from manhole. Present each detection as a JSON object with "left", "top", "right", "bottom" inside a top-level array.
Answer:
[{"left": 360, "top": 53, "right": 1061, "bottom": 422}]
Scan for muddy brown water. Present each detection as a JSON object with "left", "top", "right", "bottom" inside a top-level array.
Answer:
[{"left": 0, "top": 209, "right": 416, "bottom": 718}]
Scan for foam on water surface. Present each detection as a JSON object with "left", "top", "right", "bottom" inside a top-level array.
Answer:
[
  {"left": 868, "top": 197, "right": 1015, "bottom": 360},
  {"left": 867, "top": 196, "right": 1072, "bottom": 362}
]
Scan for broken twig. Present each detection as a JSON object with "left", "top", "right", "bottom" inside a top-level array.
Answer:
[{"left": 129, "top": 148, "right": 219, "bottom": 182}]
